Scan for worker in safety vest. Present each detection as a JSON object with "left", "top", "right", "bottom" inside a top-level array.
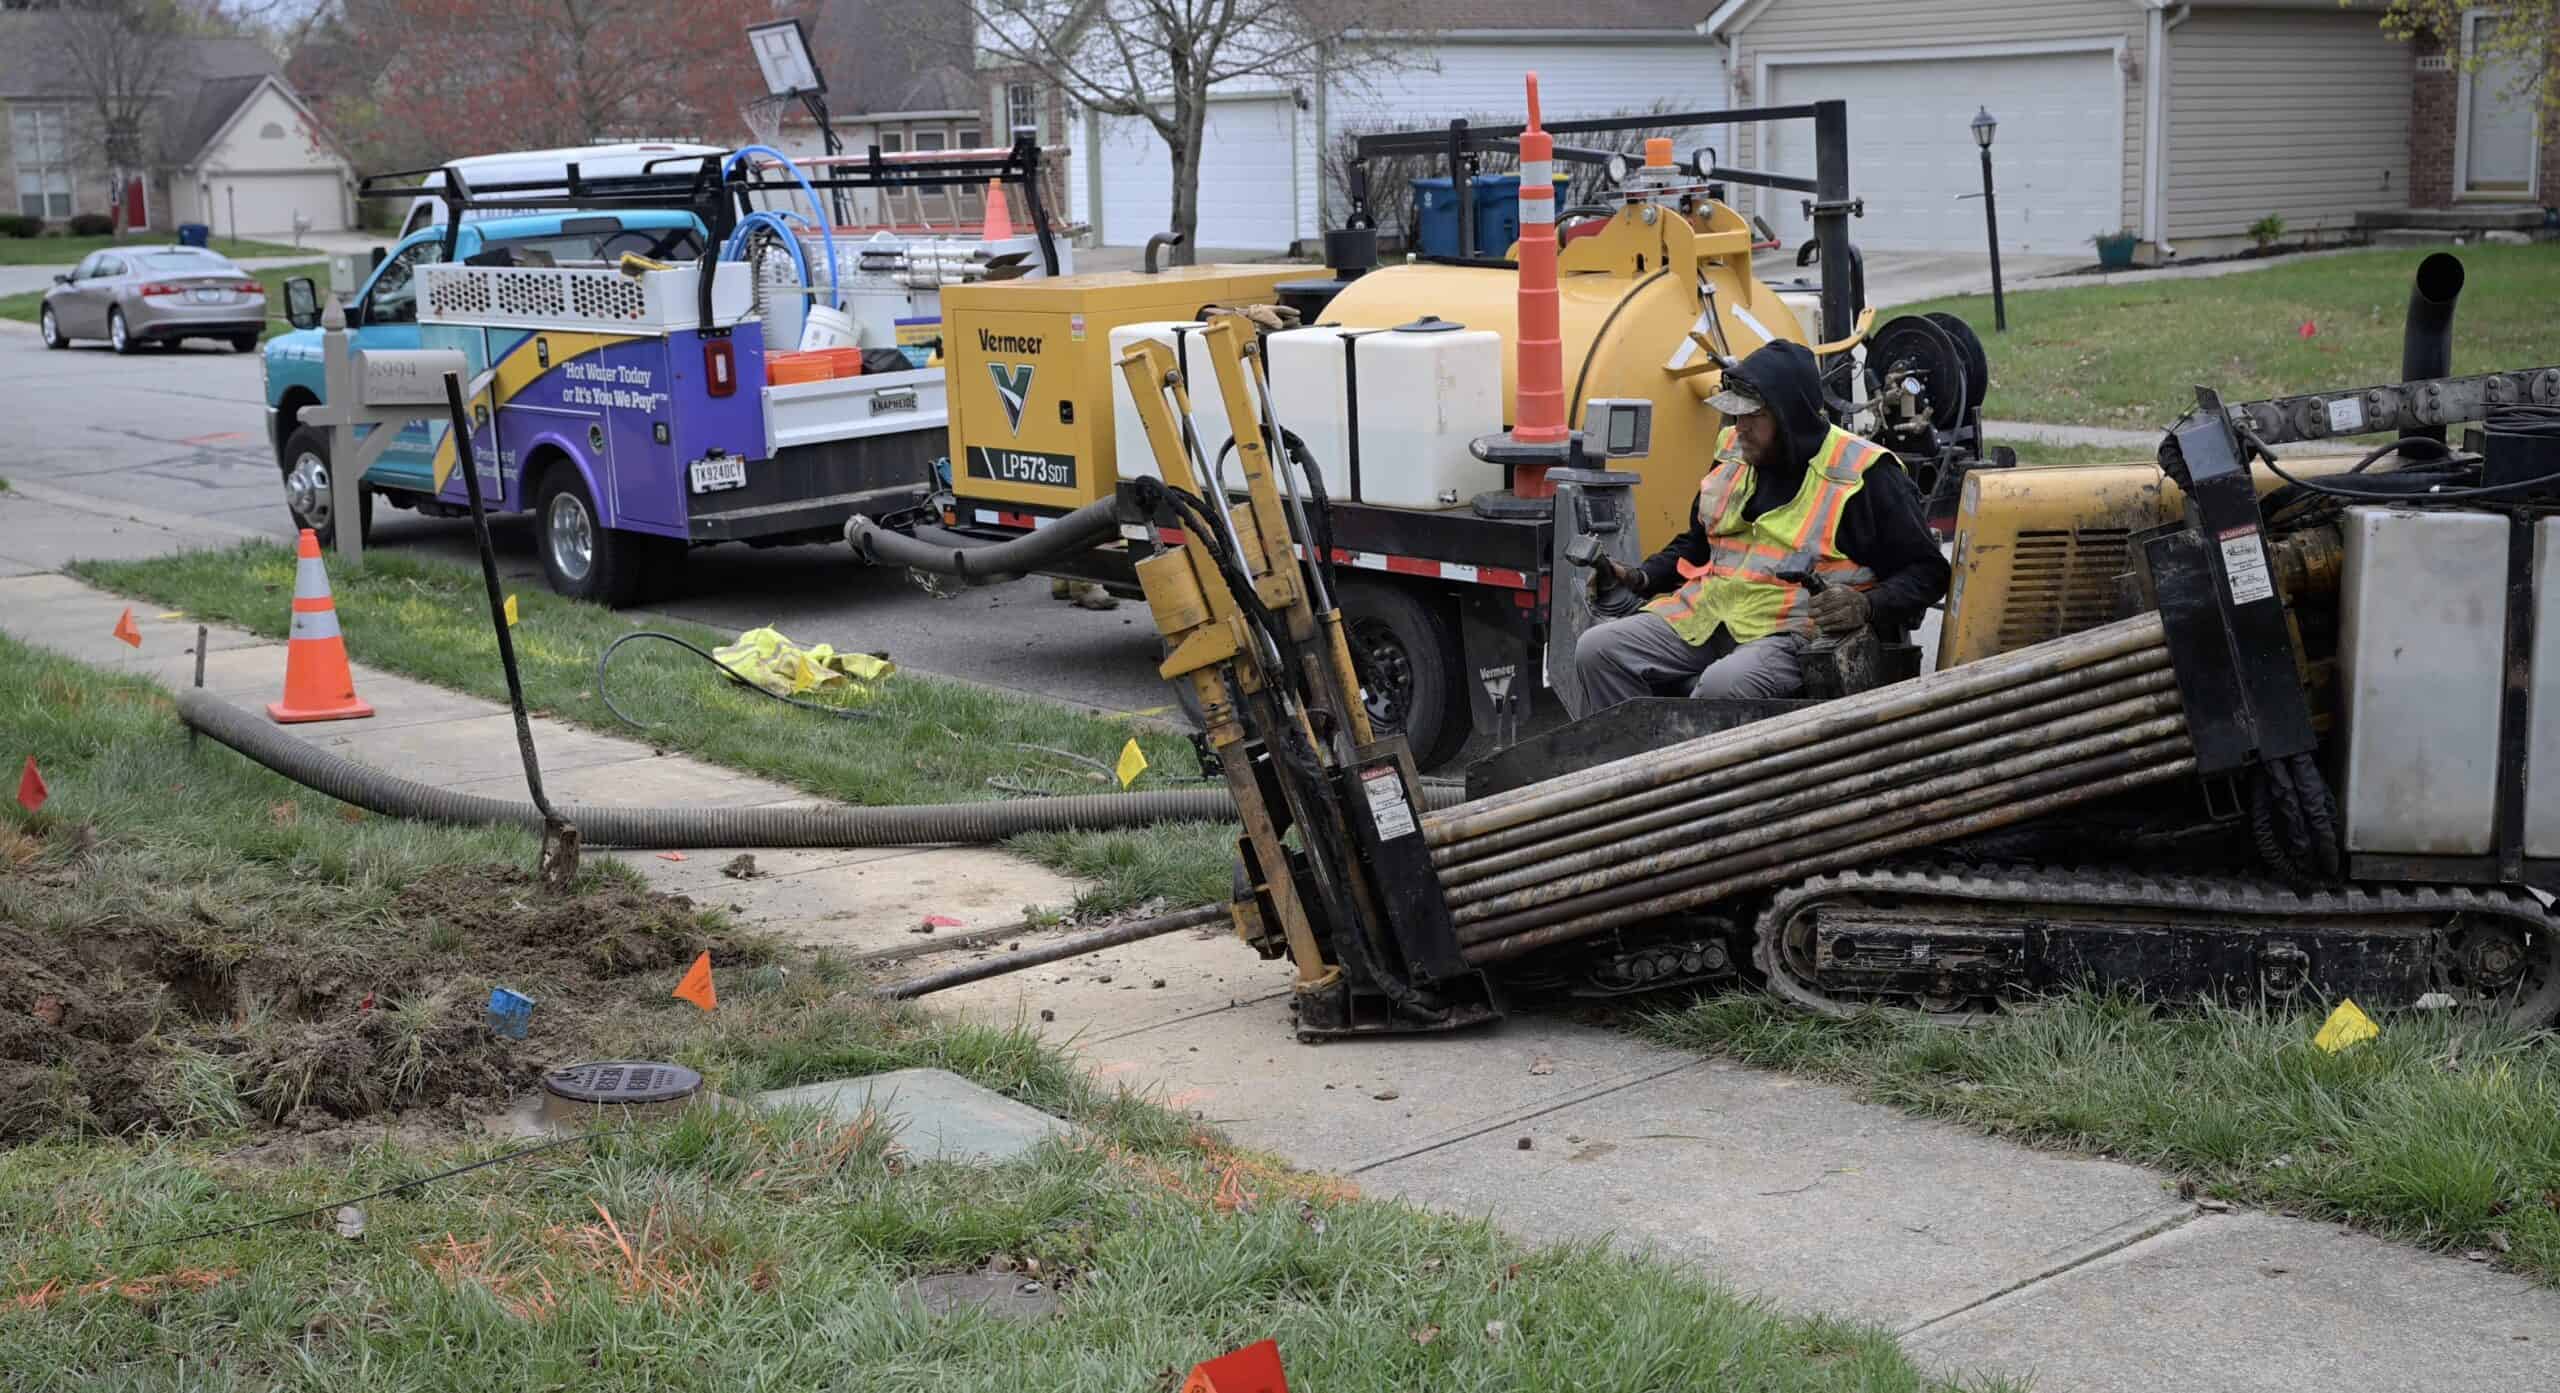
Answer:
[{"left": 1574, "top": 340, "right": 1949, "bottom": 706}]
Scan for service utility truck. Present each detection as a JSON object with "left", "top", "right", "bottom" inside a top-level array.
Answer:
[{"left": 272, "top": 142, "right": 1065, "bottom": 604}]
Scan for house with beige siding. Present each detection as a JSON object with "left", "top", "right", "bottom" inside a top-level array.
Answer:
[{"left": 1701, "top": 0, "right": 2543, "bottom": 263}]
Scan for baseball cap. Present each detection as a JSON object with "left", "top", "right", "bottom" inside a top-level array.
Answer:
[{"left": 1705, "top": 375, "right": 1763, "bottom": 417}]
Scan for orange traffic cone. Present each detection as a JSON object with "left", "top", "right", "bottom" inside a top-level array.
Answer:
[
  {"left": 980, "top": 179, "right": 1014, "bottom": 241},
  {"left": 267, "top": 528, "right": 374, "bottom": 724}
]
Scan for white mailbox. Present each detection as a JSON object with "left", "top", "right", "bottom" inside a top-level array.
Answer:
[{"left": 355, "top": 348, "right": 470, "bottom": 408}]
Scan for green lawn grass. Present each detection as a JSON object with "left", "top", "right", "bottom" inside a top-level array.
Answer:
[
  {"left": 1888, "top": 243, "right": 2560, "bottom": 428},
  {"left": 0, "top": 634, "right": 2000, "bottom": 1393},
  {"left": 0, "top": 233, "right": 303, "bottom": 265},
  {"left": 0, "top": 261, "right": 325, "bottom": 345},
  {"left": 71, "top": 542, "right": 1235, "bottom": 917},
  {"left": 1648, "top": 993, "right": 2560, "bottom": 1285},
  {"left": 1986, "top": 438, "right": 2150, "bottom": 469}
]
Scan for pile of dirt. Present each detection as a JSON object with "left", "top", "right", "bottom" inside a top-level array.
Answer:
[{"left": 0, "top": 858, "right": 743, "bottom": 1142}]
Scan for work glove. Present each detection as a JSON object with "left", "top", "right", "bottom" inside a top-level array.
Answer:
[
  {"left": 1206, "top": 303, "right": 1302, "bottom": 333},
  {"left": 1587, "top": 557, "right": 1647, "bottom": 602},
  {"left": 1810, "top": 585, "right": 1870, "bottom": 636}
]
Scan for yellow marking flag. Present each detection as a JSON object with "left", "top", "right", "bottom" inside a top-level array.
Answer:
[
  {"left": 503, "top": 594, "right": 520, "bottom": 627},
  {"left": 2313, "top": 999, "right": 2380, "bottom": 1054},
  {"left": 1115, "top": 738, "right": 1149, "bottom": 789}
]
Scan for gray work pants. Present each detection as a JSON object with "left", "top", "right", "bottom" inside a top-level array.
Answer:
[{"left": 1573, "top": 612, "right": 1805, "bottom": 709}]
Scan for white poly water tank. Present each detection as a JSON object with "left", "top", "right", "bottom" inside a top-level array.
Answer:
[
  {"left": 1107, "top": 321, "right": 1250, "bottom": 488},
  {"left": 1266, "top": 317, "right": 1502, "bottom": 510}
]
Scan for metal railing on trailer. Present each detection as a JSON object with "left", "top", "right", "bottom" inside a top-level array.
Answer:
[
  {"left": 353, "top": 139, "right": 1067, "bottom": 330},
  {"left": 1342, "top": 101, "right": 1862, "bottom": 367}
]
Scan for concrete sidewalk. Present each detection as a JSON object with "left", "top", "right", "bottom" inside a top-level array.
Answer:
[
  {"left": 915, "top": 937, "right": 2557, "bottom": 1392},
  {"left": 8, "top": 492, "right": 2555, "bottom": 1391}
]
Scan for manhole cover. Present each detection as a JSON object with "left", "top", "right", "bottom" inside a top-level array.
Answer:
[{"left": 542, "top": 1060, "right": 702, "bottom": 1106}]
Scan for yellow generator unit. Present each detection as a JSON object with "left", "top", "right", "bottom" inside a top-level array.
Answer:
[{"left": 941, "top": 265, "right": 1300, "bottom": 513}]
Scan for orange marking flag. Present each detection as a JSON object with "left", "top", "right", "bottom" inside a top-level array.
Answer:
[
  {"left": 112, "top": 607, "right": 141, "bottom": 648},
  {"left": 673, "top": 951, "right": 718, "bottom": 1012},
  {"left": 1182, "top": 1339, "right": 1289, "bottom": 1393},
  {"left": 16, "top": 757, "right": 46, "bottom": 813}
]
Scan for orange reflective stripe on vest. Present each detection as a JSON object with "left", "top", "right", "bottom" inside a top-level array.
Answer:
[{"left": 1646, "top": 424, "right": 1890, "bottom": 646}]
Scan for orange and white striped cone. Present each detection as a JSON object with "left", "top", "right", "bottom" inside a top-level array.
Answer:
[
  {"left": 980, "top": 178, "right": 1014, "bottom": 241},
  {"left": 267, "top": 528, "right": 375, "bottom": 724}
]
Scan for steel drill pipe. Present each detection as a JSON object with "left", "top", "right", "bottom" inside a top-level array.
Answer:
[
  {"left": 1424, "top": 614, "right": 2168, "bottom": 847},
  {"left": 1442, "top": 686, "right": 2184, "bottom": 909},
  {"left": 1438, "top": 666, "right": 2177, "bottom": 886},
  {"left": 1450, "top": 716, "right": 2192, "bottom": 938},
  {"left": 1430, "top": 644, "right": 2173, "bottom": 870},
  {"left": 1462, "top": 744, "right": 2198, "bottom": 963}
]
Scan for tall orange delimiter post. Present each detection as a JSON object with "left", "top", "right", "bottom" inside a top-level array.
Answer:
[{"left": 1510, "top": 72, "right": 1566, "bottom": 461}]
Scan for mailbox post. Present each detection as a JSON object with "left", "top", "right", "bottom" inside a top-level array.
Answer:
[{"left": 299, "top": 301, "right": 478, "bottom": 566}]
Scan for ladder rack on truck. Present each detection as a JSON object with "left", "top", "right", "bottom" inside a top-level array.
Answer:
[{"left": 325, "top": 142, "right": 1065, "bottom": 604}]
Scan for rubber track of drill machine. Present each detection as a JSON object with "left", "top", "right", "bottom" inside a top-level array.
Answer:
[
  {"left": 178, "top": 687, "right": 1253, "bottom": 847},
  {"left": 1751, "top": 866, "right": 2560, "bottom": 1028}
]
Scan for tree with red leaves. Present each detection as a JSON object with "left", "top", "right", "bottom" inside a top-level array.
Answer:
[{"left": 292, "top": 0, "right": 771, "bottom": 173}]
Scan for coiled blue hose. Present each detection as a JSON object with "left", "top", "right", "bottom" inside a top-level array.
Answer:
[{"left": 726, "top": 144, "right": 838, "bottom": 308}]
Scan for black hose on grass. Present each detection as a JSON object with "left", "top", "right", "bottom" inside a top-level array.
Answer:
[
  {"left": 177, "top": 689, "right": 1460, "bottom": 845},
  {"left": 174, "top": 688, "right": 1246, "bottom": 847}
]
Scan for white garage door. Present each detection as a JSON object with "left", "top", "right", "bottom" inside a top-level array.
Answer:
[
  {"left": 1767, "top": 50, "right": 2120, "bottom": 256},
  {"left": 1097, "top": 98, "right": 1297, "bottom": 251},
  {"left": 209, "top": 172, "right": 348, "bottom": 236}
]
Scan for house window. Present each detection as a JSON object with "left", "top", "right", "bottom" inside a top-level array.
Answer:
[
  {"left": 879, "top": 131, "right": 903, "bottom": 154},
  {"left": 259, "top": 121, "right": 286, "bottom": 140},
  {"left": 11, "top": 105, "right": 73, "bottom": 220},
  {"left": 957, "top": 128, "right": 983, "bottom": 151},
  {"left": 1007, "top": 81, "right": 1038, "bottom": 139},
  {"left": 914, "top": 129, "right": 946, "bottom": 153}
]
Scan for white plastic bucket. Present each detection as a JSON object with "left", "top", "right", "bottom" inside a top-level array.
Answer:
[{"left": 799, "top": 303, "right": 856, "bottom": 352}]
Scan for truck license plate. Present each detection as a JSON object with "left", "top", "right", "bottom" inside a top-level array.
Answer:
[{"left": 689, "top": 456, "right": 747, "bottom": 493}]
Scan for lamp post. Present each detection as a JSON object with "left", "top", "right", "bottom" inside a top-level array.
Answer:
[
  {"left": 1971, "top": 106, "right": 2006, "bottom": 332},
  {"left": 745, "top": 18, "right": 848, "bottom": 225}
]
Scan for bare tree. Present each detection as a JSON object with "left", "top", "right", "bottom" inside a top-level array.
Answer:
[
  {"left": 48, "top": 0, "right": 187, "bottom": 233},
  {"left": 966, "top": 0, "right": 1412, "bottom": 263}
]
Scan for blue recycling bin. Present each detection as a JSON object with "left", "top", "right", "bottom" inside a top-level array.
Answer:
[
  {"left": 1410, "top": 173, "right": 1572, "bottom": 258},
  {"left": 176, "top": 222, "right": 210, "bottom": 248}
]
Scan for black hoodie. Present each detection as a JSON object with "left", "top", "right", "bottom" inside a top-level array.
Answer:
[{"left": 1636, "top": 340, "right": 1951, "bottom": 636}]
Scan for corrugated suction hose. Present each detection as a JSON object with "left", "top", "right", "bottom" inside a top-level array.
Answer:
[
  {"left": 174, "top": 688, "right": 1236, "bottom": 847},
  {"left": 175, "top": 688, "right": 1465, "bottom": 848},
  {"left": 846, "top": 496, "right": 1123, "bottom": 580}
]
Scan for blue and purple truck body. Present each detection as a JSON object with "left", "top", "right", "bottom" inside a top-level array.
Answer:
[{"left": 265, "top": 210, "right": 946, "bottom": 605}]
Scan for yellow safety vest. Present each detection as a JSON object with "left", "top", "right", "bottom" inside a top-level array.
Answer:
[{"left": 1646, "top": 423, "right": 1890, "bottom": 646}]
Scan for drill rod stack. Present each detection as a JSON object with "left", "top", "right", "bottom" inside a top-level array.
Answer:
[{"left": 1424, "top": 614, "right": 2199, "bottom": 964}]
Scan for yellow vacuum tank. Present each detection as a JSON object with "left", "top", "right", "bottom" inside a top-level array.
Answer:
[{"left": 1315, "top": 202, "right": 1808, "bottom": 550}]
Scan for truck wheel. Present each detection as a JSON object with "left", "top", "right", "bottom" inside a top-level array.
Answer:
[
  {"left": 279, "top": 424, "right": 372, "bottom": 548},
  {"left": 1338, "top": 578, "right": 1471, "bottom": 768},
  {"left": 535, "top": 468, "right": 645, "bottom": 607}
]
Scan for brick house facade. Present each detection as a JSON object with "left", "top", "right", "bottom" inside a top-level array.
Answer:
[{"left": 2407, "top": 27, "right": 2557, "bottom": 211}]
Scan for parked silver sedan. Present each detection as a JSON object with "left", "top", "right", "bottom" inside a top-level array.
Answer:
[{"left": 38, "top": 245, "right": 269, "bottom": 355}]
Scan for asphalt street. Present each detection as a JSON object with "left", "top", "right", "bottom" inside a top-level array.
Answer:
[{"left": 0, "top": 324, "right": 1180, "bottom": 716}]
